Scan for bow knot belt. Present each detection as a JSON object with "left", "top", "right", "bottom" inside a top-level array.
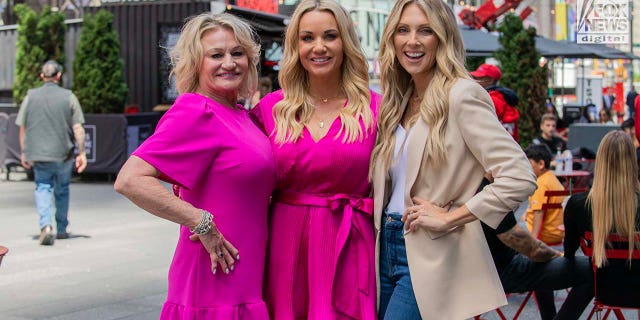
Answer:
[{"left": 274, "top": 190, "right": 374, "bottom": 319}]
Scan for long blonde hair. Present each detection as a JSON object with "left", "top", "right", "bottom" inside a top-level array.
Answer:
[
  {"left": 170, "top": 13, "right": 260, "bottom": 99},
  {"left": 370, "top": 0, "right": 468, "bottom": 176},
  {"left": 273, "top": 0, "right": 373, "bottom": 143},
  {"left": 587, "top": 130, "right": 640, "bottom": 267}
]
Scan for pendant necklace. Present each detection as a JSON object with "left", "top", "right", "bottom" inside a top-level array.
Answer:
[{"left": 318, "top": 110, "right": 338, "bottom": 129}]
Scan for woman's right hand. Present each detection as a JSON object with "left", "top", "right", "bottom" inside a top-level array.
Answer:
[{"left": 189, "top": 225, "right": 239, "bottom": 274}]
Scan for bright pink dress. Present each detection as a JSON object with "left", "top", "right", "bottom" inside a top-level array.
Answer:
[
  {"left": 251, "top": 90, "right": 380, "bottom": 320},
  {"left": 133, "top": 93, "right": 275, "bottom": 320}
]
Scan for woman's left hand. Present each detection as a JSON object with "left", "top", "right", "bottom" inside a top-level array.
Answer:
[{"left": 402, "top": 197, "right": 452, "bottom": 234}]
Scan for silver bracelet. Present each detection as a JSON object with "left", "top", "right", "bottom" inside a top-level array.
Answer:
[{"left": 189, "top": 210, "right": 213, "bottom": 235}]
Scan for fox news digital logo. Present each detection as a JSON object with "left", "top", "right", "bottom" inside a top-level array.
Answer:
[{"left": 577, "top": 0, "right": 629, "bottom": 44}]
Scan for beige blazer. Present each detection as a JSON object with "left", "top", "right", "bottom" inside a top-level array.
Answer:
[{"left": 372, "top": 78, "right": 537, "bottom": 319}]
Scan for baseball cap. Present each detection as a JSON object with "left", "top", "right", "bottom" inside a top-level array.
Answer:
[{"left": 470, "top": 64, "right": 502, "bottom": 81}]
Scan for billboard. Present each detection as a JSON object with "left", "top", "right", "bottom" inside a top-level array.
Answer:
[{"left": 576, "top": 0, "right": 630, "bottom": 44}]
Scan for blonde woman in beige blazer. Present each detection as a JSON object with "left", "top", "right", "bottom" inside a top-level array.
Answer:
[{"left": 370, "top": 1, "right": 537, "bottom": 319}]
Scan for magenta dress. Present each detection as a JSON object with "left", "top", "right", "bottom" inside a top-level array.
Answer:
[
  {"left": 251, "top": 90, "right": 380, "bottom": 320},
  {"left": 133, "top": 93, "right": 275, "bottom": 320}
]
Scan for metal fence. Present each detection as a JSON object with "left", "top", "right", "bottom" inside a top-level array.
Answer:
[{"left": 0, "top": 25, "right": 18, "bottom": 95}]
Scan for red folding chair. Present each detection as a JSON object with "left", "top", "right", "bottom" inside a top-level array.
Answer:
[
  {"left": 580, "top": 231, "right": 640, "bottom": 320},
  {"left": 494, "top": 189, "right": 578, "bottom": 319},
  {"left": 536, "top": 188, "right": 580, "bottom": 245}
]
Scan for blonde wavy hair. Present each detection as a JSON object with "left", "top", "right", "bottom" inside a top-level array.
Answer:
[
  {"left": 170, "top": 13, "right": 260, "bottom": 99},
  {"left": 587, "top": 130, "right": 640, "bottom": 267},
  {"left": 370, "top": 0, "right": 468, "bottom": 176},
  {"left": 273, "top": 0, "right": 373, "bottom": 143}
]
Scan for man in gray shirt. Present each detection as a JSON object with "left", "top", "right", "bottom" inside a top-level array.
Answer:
[{"left": 16, "top": 60, "right": 87, "bottom": 245}]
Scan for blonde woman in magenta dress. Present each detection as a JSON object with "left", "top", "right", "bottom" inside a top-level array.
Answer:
[
  {"left": 115, "top": 14, "right": 274, "bottom": 319},
  {"left": 250, "top": 0, "right": 379, "bottom": 319}
]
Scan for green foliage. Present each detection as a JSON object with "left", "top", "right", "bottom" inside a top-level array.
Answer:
[
  {"left": 13, "top": 5, "right": 66, "bottom": 105},
  {"left": 495, "top": 14, "right": 548, "bottom": 147},
  {"left": 466, "top": 56, "right": 485, "bottom": 73},
  {"left": 73, "top": 9, "right": 128, "bottom": 113},
  {"left": 38, "top": 7, "right": 67, "bottom": 67}
]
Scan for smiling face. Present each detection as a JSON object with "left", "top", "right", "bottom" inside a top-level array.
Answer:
[
  {"left": 197, "top": 27, "right": 249, "bottom": 102},
  {"left": 297, "top": 10, "right": 344, "bottom": 81},
  {"left": 393, "top": 3, "right": 439, "bottom": 83}
]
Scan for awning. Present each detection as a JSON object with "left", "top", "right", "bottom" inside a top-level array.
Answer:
[
  {"left": 224, "top": 5, "right": 289, "bottom": 39},
  {"left": 577, "top": 43, "right": 640, "bottom": 60},
  {"left": 459, "top": 27, "right": 499, "bottom": 57},
  {"left": 535, "top": 37, "right": 597, "bottom": 58},
  {"left": 460, "top": 26, "right": 638, "bottom": 59}
]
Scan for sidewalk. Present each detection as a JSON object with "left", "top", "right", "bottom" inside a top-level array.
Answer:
[
  {"left": 0, "top": 173, "right": 631, "bottom": 320},
  {"left": 0, "top": 174, "right": 175, "bottom": 320}
]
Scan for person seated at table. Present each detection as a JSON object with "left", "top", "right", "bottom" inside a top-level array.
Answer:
[
  {"left": 544, "top": 98, "right": 569, "bottom": 139},
  {"left": 532, "top": 114, "right": 567, "bottom": 154},
  {"left": 621, "top": 119, "right": 640, "bottom": 158},
  {"left": 524, "top": 144, "right": 567, "bottom": 245},
  {"left": 564, "top": 130, "right": 640, "bottom": 308},
  {"left": 598, "top": 108, "right": 614, "bottom": 124},
  {"left": 478, "top": 175, "right": 592, "bottom": 320}
]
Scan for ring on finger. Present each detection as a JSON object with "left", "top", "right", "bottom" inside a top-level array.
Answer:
[{"left": 217, "top": 251, "right": 224, "bottom": 258}]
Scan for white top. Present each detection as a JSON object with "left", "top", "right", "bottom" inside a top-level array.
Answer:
[{"left": 386, "top": 125, "right": 413, "bottom": 214}]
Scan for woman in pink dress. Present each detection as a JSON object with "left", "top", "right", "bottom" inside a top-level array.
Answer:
[
  {"left": 250, "top": 0, "right": 379, "bottom": 319},
  {"left": 114, "top": 13, "right": 275, "bottom": 319}
]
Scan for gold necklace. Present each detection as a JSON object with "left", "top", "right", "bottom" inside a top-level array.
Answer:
[{"left": 311, "top": 91, "right": 343, "bottom": 104}]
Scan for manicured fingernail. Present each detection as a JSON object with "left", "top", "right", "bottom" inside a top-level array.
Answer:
[
  {"left": 230, "top": 265, "right": 234, "bottom": 271},
  {"left": 225, "top": 268, "right": 229, "bottom": 274},
  {"left": 236, "top": 254, "right": 240, "bottom": 260},
  {"left": 212, "top": 268, "right": 217, "bottom": 274}
]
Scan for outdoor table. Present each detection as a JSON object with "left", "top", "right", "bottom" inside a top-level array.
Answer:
[
  {"left": 554, "top": 170, "right": 591, "bottom": 191},
  {"left": 573, "top": 158, "right": 594, "bottom": 172}
]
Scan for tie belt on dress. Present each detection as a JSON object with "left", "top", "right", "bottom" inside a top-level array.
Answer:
[{"left": 274, "top": 190, "right": 374, "bottom": 319}]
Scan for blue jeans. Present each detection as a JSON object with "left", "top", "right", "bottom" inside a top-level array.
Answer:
[
  {"left": 379, "top": 211, "right": 421, "bottom": 320},
  {"left": 500, "top": 254, "right": 593, "bottom": 320},
  {"left": 33, "top": 160, "right": 73, "bottom": 234}
]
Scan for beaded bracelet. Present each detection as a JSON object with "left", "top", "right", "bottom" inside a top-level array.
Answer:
[{"left": 189, "top": 210, "right": 213, "bottom": 235}]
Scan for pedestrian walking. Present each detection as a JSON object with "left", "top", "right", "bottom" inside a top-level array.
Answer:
[{"left": 16, "top": 60, "right": 87, "bottom": 246}]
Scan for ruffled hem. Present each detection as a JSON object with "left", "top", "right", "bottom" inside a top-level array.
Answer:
[{"left": 160, "top": 301, "right": 269, "bottom": 320}]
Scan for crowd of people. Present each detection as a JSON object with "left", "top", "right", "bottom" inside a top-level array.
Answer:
[{"left": 16, "top": 0, "right": 633, "bottom": 318}]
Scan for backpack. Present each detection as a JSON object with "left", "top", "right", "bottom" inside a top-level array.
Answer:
[
  {"left": 486, "top": 85, "right": 519, "bottom": 106},
  {"left": 486, "top": 85, "right": 519, "bottom": 141}
]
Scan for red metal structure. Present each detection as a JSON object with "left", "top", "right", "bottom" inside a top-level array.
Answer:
[{"left": 458, "top": 0, "right": 533, "bottom": 31}]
